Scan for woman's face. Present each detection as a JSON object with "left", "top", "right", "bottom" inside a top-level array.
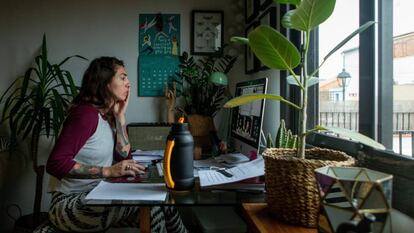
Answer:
[{"left": 108, "top": 66, "right": 130, "bottom": 101}]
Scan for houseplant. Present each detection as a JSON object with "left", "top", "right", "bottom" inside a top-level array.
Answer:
[
  {"left": 175, "top": 48, "right": 237, "bottom": 153},
  {"left": 226, "top": 0, "right": 384, "bottom": 227},
  {"left": 0, "top": 34, "right": 86, "bottom": 229}
]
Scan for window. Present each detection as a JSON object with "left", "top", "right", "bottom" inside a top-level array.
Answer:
[
  {"left": 318, "top": 0, "right": 360, "bottom": 131},
  {"left": 392, "top": 0, "right": 414, "bottom": 156},
  {"left": 284, "top": 0, "right": 414, "bottom": 160},
  {"left": 307, "top": 0, "right": 414, "bottom": 217}
]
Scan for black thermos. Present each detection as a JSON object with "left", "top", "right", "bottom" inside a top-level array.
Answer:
[{"left": 163, "top": 122, "right": 194, "bottom": 190}]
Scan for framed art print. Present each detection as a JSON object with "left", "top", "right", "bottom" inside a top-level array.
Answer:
[
  {"left": 245, "top": 0, "right": 259, "bottom": 24},
  {"left": 257, "top": 7, "right": 277, "bottom": 70},
  {"left": 191, "top": 10, "right": 224, "bottom": 55},
  {"left": 245, "top": 21, "right": 259, "bottom": 74}
]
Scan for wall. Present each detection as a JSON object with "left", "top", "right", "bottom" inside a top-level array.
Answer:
[{"left": 0, "top": 0, "right": 280, "bottom": 231}]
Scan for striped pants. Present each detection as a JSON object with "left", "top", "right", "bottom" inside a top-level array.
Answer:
[{"left": 34, "top": 192, "right": 187, "bottom": 233}]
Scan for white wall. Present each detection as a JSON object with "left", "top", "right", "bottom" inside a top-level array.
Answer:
[{"left": 0, "top": 0, "right": 280, "bottom": 231}]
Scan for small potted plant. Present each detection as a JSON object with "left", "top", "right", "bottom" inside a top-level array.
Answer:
[
  {"left": 226, "top": 0, "right": 383, "bottom": 227},
  {"left": 175, "top": 48, "right": 237, "bottom": 154}
]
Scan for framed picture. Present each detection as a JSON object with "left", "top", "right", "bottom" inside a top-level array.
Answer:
[
  {"left": 191, "top": 10, "right": 224, "bottom": 55},
  {"left": 257, "top": 7, "right": 277, "bottom": 70},
  {"left": 245, "top": 0, "right": 259, "bottom": 24},
  {"left": 259, "top": 0, "right": 273, "bottom": 10},
  {"left": 245, "top": 21, "right": 259, "bottom": 74}
]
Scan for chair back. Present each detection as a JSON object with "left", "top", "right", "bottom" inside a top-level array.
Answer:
[{"left": 127, "top": 123, "right": 172, "bottom": 151}]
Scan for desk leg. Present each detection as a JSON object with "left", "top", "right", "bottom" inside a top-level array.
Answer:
[{"left": 139, "top": 207, "right": 151, "bottom": 233}]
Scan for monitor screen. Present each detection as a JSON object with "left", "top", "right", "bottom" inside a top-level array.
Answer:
[{"left": 230, "top": 78, "right": 268, "bottom": 156}]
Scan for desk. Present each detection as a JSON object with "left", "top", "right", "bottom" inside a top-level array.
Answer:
[
  {"left": 241, "top": 203, "right": 414, "bottom": 233},
  {"left": 241, "top": 203, "right": 316, "bottom": 233},
  {"left": 85, "top": 166, "right": 265, "bottom": 233}
]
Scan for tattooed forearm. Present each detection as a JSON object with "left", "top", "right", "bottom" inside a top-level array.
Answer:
[
  {"left": 116, "top": 119, "right": 130, "bottom": 158},
  {"left": 66, "top": 163, "right": 104, "bottom": 179}
]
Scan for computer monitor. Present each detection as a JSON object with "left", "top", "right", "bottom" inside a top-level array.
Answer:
[{"left": 230, "top": 78, "right": 268, "bottom": 156}]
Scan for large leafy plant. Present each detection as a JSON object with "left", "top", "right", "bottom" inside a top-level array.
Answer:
[
  {"left": 226, "top": 0, "right": 384, "bottom": 159},
  {"left": 176, "top": 48, "right": 237, "bottom": 117},
  {"left": 0, "top": 34, "right": 86, "bottom": 226}
]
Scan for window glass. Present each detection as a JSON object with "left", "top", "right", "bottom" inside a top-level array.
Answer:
[
  {"left": 393, "top": 0, "right": 414, "bottom": 156},
  {"left": 319, "top": 0, "right": 360, "bottom": 132}
]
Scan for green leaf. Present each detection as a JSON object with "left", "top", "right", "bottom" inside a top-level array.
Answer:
[
  {"left": 276, "top": 119, "right": 286, "bottom": 148},
  {"left": 58, "top": 55, "right": 88, "bottom": 67},
  {"left": 43, "top": 107, "right": 51, "bottom": 137},
  {"left": 230, "top": 36, "right": 249, "bottom": 44},
  {"left": 20, "top": 68, "right": 34, "bottom": 99},
  {"left": 307, "top": 76, "right": 319, "bottom": 87},
  {"left": 266, "top": 133, "right": 274, "bottom": 148},
  {"left": 41, "top": 34, "right": 48, "bottom": 78},
  {"left": 321, "top": 126, "right": 386, "bottom": 150},
  {"left": 0, "top": 77, "right": 22, "bottom": 103},
  {"left": 63, "top": 71, "right": 79, "bottom": 96},
  {"left": 286, "top": 75, "right": 300, "bottom": 86},
  {"left": 249, "top": 25, "right": 300, "bottom": 70},
  {"left": 52, "top": 90, "right": 65, "bottom": 123},
  {"left": 275, "top": 0, "right": 300, "bottom": 5},
  {"left": 53, "top": 65, "right": 69, "bottom": 93},
  {"left": 323, "top": 21, "right": 375, "bottom": 62},
  {"left": 282, "top": 0, "right": 336, "bottom": 32},
  {"left": 224, "top": 94, "right": 301, "bottom": 110},
  {"left": 1, "top": 94, "right": 19, "bottom": 123},
  {"left": 17, "top": 109, "right": 33, "bottom": 135}
]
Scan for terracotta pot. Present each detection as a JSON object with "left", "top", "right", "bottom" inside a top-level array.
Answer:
[
  {"left": 263, "top": 147, "right": 355, "bottom": 228},
  {"left": 187, "top": 114, "right": 216, "bottom": 157}
]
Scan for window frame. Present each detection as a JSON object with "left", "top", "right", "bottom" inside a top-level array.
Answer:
[
  {"left": 288, "top": 0, "right": 403, "bottom": 156},
  {"left": 280, "top": 0, "right": 414, "bottom": 217}
]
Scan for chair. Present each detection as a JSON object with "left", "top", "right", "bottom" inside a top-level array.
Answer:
[{"left": 127, "top": 123, "right": 171, "bottom": 150}]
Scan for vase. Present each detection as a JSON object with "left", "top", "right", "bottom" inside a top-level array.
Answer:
[
  {"left": 315, "top": 166, "right": 393, "bottom": 233},
  {"left": 263, "top": 147, "right": 355, "bottom": 228}
]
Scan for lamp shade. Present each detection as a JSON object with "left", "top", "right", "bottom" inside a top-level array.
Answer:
[
  {"left": 337, "top": 68, "right": 351, "bottom": 87},
  {"left": 315, "top": 166, "right": 393, "bottom": 233},
  {"left": 209, "top": 72, "right": 228, "bottom": 85}
]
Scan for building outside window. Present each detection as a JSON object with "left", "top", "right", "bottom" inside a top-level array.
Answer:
[{"left": 318, "top": 0, "right": 414, "bottom": 157}]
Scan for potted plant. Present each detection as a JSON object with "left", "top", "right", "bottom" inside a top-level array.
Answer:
[
  {"left": 175, "top": 48, "right": 237, "bottom": 154},
  {"left": 225, "top": 0, "right": 384, "bottom": 227},
  {"left": 0, "top": 34, "right": 86, "bottom": 230}
]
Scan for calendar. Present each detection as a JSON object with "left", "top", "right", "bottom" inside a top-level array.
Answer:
[
  {"left": 138, "top": 13, "right": 181, "bottom": 97},
  {"left": 138, "top": 55, "right": 179, "bottom": 97}
]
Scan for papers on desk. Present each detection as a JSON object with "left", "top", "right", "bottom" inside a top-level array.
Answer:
[
  {"left": 214, "top": 152, "right": 250, "bottom": 164},
  {"left": 132, "top": 150, "right": 164, "bottom": 164},
  {"left": 85, "top": 181, "right": 167, "bottom": 201},
  {"left": 198, "top": 156, "right": 264, "bottom": 187}
]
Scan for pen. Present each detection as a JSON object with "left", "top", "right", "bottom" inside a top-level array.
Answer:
[{"left": 214, "top": 168, "right": 233, "bottom": 178}]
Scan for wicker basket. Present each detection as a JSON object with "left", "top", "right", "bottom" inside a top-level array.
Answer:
[{"left": 263, "top": 147, "right": 355, "bottom": 228}]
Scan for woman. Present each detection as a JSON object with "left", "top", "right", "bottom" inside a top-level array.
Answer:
[{"left": 37, "top": 57, "right": 187, "bottom": 233}]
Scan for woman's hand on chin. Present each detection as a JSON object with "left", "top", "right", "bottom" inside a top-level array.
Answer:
[{"left": 113, "top": 89, "right": 130, "bottom": 122}]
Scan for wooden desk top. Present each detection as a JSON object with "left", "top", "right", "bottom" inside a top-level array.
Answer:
[{"left": 241, "top": 203, "right": 317, "bottom": 233}]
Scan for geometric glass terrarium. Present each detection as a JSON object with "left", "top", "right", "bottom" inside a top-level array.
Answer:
[{"left": 315, "top": 166, "right": 393, "bottom": 233}]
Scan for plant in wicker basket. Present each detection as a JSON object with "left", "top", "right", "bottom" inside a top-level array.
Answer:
[{"left": 225, "top": 0, "right": 385, "bottom": 228}]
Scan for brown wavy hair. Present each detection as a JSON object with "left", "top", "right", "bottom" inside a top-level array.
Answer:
[{"left": 72, "top": 56, "right": 124, "bottom": 111}]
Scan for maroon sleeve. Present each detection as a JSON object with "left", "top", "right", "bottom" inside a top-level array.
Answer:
[{"left": 46, "top": 105, "right": 99, "bottom": 179}]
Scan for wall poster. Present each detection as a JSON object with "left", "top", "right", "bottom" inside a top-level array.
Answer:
[{"left": 138, "top": 13, "right": 181, "bottom": 97}]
